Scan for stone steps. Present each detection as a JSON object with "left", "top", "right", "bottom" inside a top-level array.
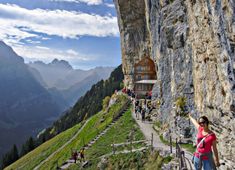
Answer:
[{"left": 59, "top": 102, "right": 131, "bottom": 169}]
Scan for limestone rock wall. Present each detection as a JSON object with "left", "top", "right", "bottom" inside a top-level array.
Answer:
[
  {"left": 115, "top": 0, "right": 235, "bottom": 168},
  {"left": 185, "top": 0, "right": 235, "bottom": 167},
  {"left": 114, "top": 0, "right": 151, "bottom": 89}
]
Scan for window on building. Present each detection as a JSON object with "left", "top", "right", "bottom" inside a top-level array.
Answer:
[
  {"left": 144, "top": 75, "right": 149, "bottom": 79},
  {"left": 136, "top": 84, "right": 142, "bottom": 90},
  {"left": 146, "top": 66, "right": 150, "bottom": 71},
  {"left": 136, "top": 66, "right": 142, "bottom": 71}
]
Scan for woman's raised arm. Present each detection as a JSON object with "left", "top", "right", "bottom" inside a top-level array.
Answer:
[{"left": 188, "top": 112, "right": 199, "bottom": 129}]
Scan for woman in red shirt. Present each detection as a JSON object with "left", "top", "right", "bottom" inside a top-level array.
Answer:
[{"left": 189, "top": 114, "right": 220, "bottom": 170}]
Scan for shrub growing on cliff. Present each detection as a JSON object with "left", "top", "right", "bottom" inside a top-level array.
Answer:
[
  {"left": 175, "top": 96, "right": 188, "bottom": 117},
  {"left": 102, "top": 96, "right": 111, "bottom": 111}
]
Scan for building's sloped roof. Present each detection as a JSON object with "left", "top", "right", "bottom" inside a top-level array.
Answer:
[{"left": 135, "top": 80, "right": 157, "bottom": 84}]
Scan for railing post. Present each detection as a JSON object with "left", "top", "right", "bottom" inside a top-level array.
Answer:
[
  {"left": 169, "top": 129, "right": 172, "bottom": 154},
  {"left": 181, "top": 151, "right": 187, "bottom": 170},
  {"left": 112, "top": 143, "right": 115, "bottom": 155},
  {"left": 170, "top": 135, "right": 172, "bottom": 153},
  {"left": 151, "top": 133, "right": 153, "bottom": 151},
  {"left": 82, "top": 137, "right": 85, "bottom": 147},
  {"left": 112, "top": 137, "right": 115, "bottom": 155},
  {"left": 130, "top": 130, "right": 133, "bottom": 153},
  {"left": 56, "top": 161, "right": 59, "bottom": 170},
  {"left": 176, "top": 138, "right": 178, "bottom": 157}
]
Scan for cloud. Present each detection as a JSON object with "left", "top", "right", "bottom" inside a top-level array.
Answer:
[
  {"left": 35, "top": 46, "right": 50, "bottom": 50},
  {"left": 50, "top": 0, "right": 103, "bottom": 5},
  {"left": 13, "top": 45, "right": 95, "bottom": 64},
  {"left": 105, "top": 3, "right": 115, "bottom": 8},
  {"left": 0, "top": 3, "right": 119, "bottom": 45},
  {"left": 25, "top": 39, "right": 41, "bottom": 44},
  {"left": 0, "top": 24, "right": 39, "bottom": 46},
  {"left": 66, "top": 49, "right": 79, "bottom": 55}
]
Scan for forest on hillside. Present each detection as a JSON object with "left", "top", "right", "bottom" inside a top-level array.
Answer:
[{"left": 1, "top": 65, "right": 124, "bottom": 169}]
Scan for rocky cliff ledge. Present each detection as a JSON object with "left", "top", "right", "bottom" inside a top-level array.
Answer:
[{"left": 114, "top": 0, "right": 235, "bottom": 168}]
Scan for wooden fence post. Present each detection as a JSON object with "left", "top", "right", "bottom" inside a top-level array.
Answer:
[
  {"left": 56, "top": 161, "right": 59, "bottom": 169},
  {"left": 112, "top": 137, "right": 115, "bottom": 154},
  {"left": 112, "top": 143, "right": 114, "bottom": 154},
  {"left": 82, "top": 137, "right": 85, "bottom": 147},
  {"left": 151, "top": 133, "right": 153, "bottom": 151},
  {"left": 130, "top": 130, "right": 133, "bottom": 153},
  {"left": 170, "top": 135, "right": 172, "bottom": 153},
  {"left": 176, "top": 138, "right": 178, "bottom": 156}
]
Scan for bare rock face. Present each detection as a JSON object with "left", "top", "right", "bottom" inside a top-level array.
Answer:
[
  {"left": 114, "top": 0, "right": 151, "bottom": 89},
  {"left": 186, "top": 1, "right": 235, "bottom": 166},
  {"left": 114, "top": 0, "right": 235, "bottom": 168}
]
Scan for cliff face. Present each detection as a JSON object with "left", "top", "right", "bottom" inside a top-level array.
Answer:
[
  {"left": 114, "top": 0, "right": 151, "bottom": 89},
  {"left": 115, "top": 0, "right": 235, "bottom": 168}
]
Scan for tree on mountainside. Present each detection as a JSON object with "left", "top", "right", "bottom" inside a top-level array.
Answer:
[
  {"left": 103, "top": 96, "right": 111, "bottom": 111},
  {"left": 1, "top": 144, "right": 19, "bottom": 169},
  {"left": 1, "top": 65, "right": 124, "bottom": 166},
  {"left": 20, "top": 137, "right": 35, "bottom": 157},
  {"left": 51, "top": 65, "right": 124, "bottom": 134}
]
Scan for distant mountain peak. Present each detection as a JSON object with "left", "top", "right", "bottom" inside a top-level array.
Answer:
[
  {"left": 0, "top": 41, "right": 24, "bottom": 63},
  {"left": 49, "top": 59, "right": 73, "bottom": 70}
]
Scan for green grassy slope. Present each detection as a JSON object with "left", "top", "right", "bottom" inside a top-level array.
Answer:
[
  {"left": 5, "top": 123, "right": 82, "bottom": 170},
  {"left": 70, "top": 109, "right": 145, "bottom": 170},
  {"left": 6, "top": 94, "right": 128, "bottom": 170},
  {"left": 69, "top": 108, "right": 171, "bottom": 170}
]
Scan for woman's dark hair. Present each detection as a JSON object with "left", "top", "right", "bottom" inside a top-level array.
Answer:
[{"left": 198, "top": 116, "right": 209, "bottom": 125}]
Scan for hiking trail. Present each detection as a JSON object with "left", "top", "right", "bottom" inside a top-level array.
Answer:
[{"left": 131, "top": 103, "right": 194, "bottom": 169}]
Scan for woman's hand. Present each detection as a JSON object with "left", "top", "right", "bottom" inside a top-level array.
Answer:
[
  {"left": 188, "top": 112, "right": 191, "bottom": 117},
  {"left": 188, "top": 110, "right": 199, "bottom": 129}
]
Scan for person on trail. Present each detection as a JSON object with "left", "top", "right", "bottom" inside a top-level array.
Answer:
[
  {"left": 122, "top": 87, "right": 127, "bottom": 94},
  {"left": 127, "top": 89, "right": 131, "bottom": 96},
  {"left": 141, "top": 107, "right": 146, "bottom": 122},
  {"left": 135, "top": 99, "right": 139, "bottom": 108},
  {"left": 189, "top": 112, "right": 220, "bottom": 170},
  {"left": 80, "top": 148, "right": 85, "bottom": 162},
  {"left": 72, "top": 151, "right": 78, "bottom": 163},
  {"left": 135, "top": 99, "right": 139, "bottom": 116},
  {"left": 137, "top": 105, "right": 142, "bottom": 120},
  {"left": 131, "top": 90, "right": 135, "bottom": 99}
]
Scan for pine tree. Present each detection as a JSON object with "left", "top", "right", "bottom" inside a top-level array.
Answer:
[
  {"left": 27, "top": 137, "right": 35, "bottom": 151},
  {"left": 1, "top": 144, "right": 19, "bottom": 169},
  {"left": 11, "top": 145, "right": 19, "bottom": 162},
  {"left": 20, "top": 136, "right": 35, "bottom": 156},
  {"left": 20, "top": 143, "right": 27, "bottom": 157}
]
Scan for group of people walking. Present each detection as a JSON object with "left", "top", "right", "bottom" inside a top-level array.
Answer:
[
  {"left": 134, "top": 99, "right": 153, "bottom": 122},
  {"left": 122, "top": 87, "right": 221, "bottom": 170},
  {"left": 72, "top": 147, "right": 85, "bottom": 164}
]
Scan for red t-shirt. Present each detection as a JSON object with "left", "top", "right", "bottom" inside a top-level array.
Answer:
[{"left": 194, "top": 127, "right": 216, "bottom": 160}]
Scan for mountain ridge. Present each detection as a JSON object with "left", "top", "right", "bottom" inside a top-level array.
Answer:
[
  {"left": 28, "top": 59, "right": 114, "bottom": 106},
  {"left": 0, "top": 41, "right": 65, "bottom": 159}
]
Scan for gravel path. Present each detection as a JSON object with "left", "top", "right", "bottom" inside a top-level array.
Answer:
[{"left": 131, "top": 108, "right": 194, "bottom": 169}]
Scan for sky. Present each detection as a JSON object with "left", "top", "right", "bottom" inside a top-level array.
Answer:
[{"left": 0, "top": 0, "right": 121, "bottom": 70}]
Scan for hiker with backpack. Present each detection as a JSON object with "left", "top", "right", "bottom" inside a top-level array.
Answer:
[
  {"left": 141, "top": 106, "right": 146, "bottom": 122},
  {"left": 136, "top": 105, "right": 142, "bottom": 120},
  {"left": 79, "top": 148, "right": 85, "bottom": 162},
  {"left": 72, "top": 151, "right": 78, "bottom": 163},
  {"left": 134, "top": 99, "right": 140, "bottom": 119},
  {"left": 189, "top": 112, "right": 220, "bottom": 170}
]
